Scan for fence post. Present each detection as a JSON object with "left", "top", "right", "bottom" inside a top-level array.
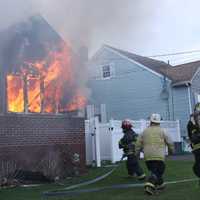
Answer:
[
  {"left": 86, "top": 105, "right": 95, "bottom": 119},
  {"left": 90, "top": 118, "right": 96, "bottom": 166},
  {"left": 94, "top": 117, "right": 101, "bottom": 167}
]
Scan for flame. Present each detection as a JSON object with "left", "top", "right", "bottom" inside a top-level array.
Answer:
[
  {"left": 6, "top": 42, "right": 87, "bottom": 113},
  {"left": 66, "top": 92, "right": 87, "bottom": 112},
  {"left": 7, "top": 75, "right": 24, "bottom": 112},
  {"left": 28, "top": 76, "right": 41, "bottom": 113}
]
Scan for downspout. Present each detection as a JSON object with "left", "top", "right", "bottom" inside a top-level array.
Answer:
[
  {"left": 187, "top": 84, "right": 192, "bottom": 114},
  {"left": 161, "top": 76, "right": 170, "bottom": 120},
  {"left": 171, "top": 86, "right": 175, "bottom": 120}
]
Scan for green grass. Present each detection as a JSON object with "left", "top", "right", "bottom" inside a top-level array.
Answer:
[{"left": 1, "top": 160, "right": 200, "bottom": 200}]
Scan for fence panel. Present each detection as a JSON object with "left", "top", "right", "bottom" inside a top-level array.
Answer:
[
  {"left": 99, "top": 123, "right": 111, "bottom": 160},
  {"left": 85, "top": 119, "right": 181, "bottom": 165},
  {"left": 85, "top": 118, "right": 96, "bottom": 165}
]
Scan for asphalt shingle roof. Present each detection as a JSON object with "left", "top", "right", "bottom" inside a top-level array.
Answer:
[{"left": 166, "top": 61, "right": 200, "bottom": 84}]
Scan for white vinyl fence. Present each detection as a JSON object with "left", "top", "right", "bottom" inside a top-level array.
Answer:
[{"left": 85, "top": 117, "right": 181, "bottom": 166}]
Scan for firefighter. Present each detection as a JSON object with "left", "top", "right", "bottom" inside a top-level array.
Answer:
[
  {"left": 119, "top": 119, "right": 145, "bottom": 180},
  {"left": 136, "top": 113, "right": 174, "bottom": 195},
  {"left": 187, "top": 103, "right": 200, "bottom": 180}
]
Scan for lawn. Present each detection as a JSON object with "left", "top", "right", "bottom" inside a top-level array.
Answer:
[{"left": 1, "top": 159, "right": 200, "bottom": 200}]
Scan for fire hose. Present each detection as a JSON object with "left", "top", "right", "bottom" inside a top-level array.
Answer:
[
  {"left": 43, "top": 178, "right": 198, "bottom": 198},
  {"left": 43, "top": 155, "right": 126, "bottom": 197}
]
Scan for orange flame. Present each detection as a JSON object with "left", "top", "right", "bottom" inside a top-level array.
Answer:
[
  {"left": 6, "top": 43, "right": 87, "bottom": 113},
  {"left": 7, "top": 75, "right": 24, "bottom": 112},
  {"left": 28, "top": 76, "right": 41, "bottom": 113},
  {"left": 66, "top": 93, "right": 87, "bottom": 112}
]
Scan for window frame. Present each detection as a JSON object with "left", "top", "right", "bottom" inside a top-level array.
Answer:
[{"left": 100, "top": 63, "right": 115, "bottom": 80}]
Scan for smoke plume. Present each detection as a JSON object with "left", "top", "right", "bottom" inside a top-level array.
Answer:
[{"left": 0, "top": 0, "right": 138, "bottom": 52}]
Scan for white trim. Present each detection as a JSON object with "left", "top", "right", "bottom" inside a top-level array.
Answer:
[
  {"left": 187, "top": 86, "right": 192, "bottom": 114},
  {"left": 104, "top": 46, "right": 165, "bottom": 79}
]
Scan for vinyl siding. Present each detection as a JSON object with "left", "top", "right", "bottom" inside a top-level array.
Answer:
[
  {"left": 172, "top": 86, "right": 190, "bottom": 136},
  {"left": 88, "top": 47, "right": 170, "bottom": 121}
]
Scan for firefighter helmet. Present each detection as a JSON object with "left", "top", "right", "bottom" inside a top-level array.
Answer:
[
  {"left": 150, "top": 113, "right": 161, "bottom": 124},
  {"left": 121, "top": 119, "right": 133, "bottom": 129}
]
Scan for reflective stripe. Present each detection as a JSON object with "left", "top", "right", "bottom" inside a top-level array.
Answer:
[
  {"left": 192, "top": 129, "right": 197, "bottom": 133},
  {"left": 145, "top": 156, "right": 164, "bottom": 161},
  {"left": 192, "top": 143, "right": 200, "bottom": 151},
  {"left": 126, "top": 152, "right": 134, "bottom": 155},
  {"left": 145, "top": 187, "right": 154, "bottom": 195},
  {"left": 145, "top": 182, "right": 155, "bottom": 188}
]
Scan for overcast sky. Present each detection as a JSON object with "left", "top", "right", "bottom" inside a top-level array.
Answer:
[{"left": 1, "top": 0, "right": 200, "bottom": 65}]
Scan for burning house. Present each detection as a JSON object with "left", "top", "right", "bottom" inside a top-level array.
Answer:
[
  {"left": 0, "top": 15, "right": 87, "bottom": 182},
  {"left": 0, "top": 15, "right": 87, "bottom": 114}
]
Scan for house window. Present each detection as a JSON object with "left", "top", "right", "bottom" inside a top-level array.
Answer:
[{"left": 102, "top": 65, "right": 111, "bottom": 78}]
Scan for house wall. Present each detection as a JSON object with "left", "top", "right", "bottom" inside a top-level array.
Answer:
[
  {"left": 171, "top": 86, "right": 190, "bottom": 136},
  {"left": 88, "top": 48, "right": 171, "bottom": 121}
]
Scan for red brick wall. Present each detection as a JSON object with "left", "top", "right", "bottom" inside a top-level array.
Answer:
[{"left": 0, "top": 114, "right": 86, "bottom": 178}]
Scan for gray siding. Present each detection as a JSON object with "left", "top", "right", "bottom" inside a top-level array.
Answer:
[
  {"left": 172, "top": 86, "right": 190, "bottom": 136},
  {"left": 88, "top": 47, "right": 170, "bottom": 121}
]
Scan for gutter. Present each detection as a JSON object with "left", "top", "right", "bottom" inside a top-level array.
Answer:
[{"left": 172, "top": 81, "right": 191, "bottom": 87}]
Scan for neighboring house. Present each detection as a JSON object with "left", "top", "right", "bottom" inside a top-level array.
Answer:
[{"left": 87, "top": 45, "right": 200, "bottom": 137}]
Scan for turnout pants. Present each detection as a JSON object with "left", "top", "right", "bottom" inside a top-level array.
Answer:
[
  {"left": 145, "top": 160, "right": 165, "bottom": 186},
  {"left": 193, "top": 149, "right": 200, "bottom": 178},
  {"left": 126, "top": 154, "right": 144, "bottom": 177}
]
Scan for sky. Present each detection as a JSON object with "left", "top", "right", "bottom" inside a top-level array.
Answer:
[{"left": 1, "top": 0, "right": 200, "bottom": 65}]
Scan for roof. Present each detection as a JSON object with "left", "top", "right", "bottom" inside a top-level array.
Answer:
[
  {"left": 105, "top": 45, "right": 200, "bottom": 84},
  {"left": 168, "top": 61, "right": 200, "bottom": 84}
]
